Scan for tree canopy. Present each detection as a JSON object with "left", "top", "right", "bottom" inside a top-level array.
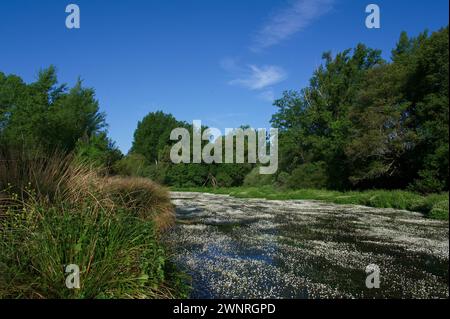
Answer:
[
  {"left": 271, "top": 26, "right": 448, "bottom": 193},
  {"left": 0, "top": 66, "right": 121, "bottom": 170},
  {"left": 2, "top": 27, "right": 447, "bottom": 193}
]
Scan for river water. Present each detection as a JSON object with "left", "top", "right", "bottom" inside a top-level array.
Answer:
[{"left": 166, "top": 192, "right": 449, "bottom": 299}]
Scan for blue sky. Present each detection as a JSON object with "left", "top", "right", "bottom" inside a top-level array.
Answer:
[{"left": 0, "top": 0, "right": 448, "bottom": 153}]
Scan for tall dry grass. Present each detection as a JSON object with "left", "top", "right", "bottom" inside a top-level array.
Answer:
[
  {"left": 0, "top": 150, "right": 97, "bottom": 205},
  {"left": 0, "top": 150, "right": 185, "bottom": 299},
  {"left": 0, "top": 149, "right": 175, "bottom": 230},
  {"left": 100, "top": 176, "right": 175, "bottom": 231}
]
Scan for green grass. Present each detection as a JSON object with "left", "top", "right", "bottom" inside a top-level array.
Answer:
[
  {"left": 0, "top": 152, "right": 189, "bottom": 299},
  {"left": 1, "top": 205, "right": 170, "bottom": 298},
  {"left": 172, "top": 186, "right": 449, "bottom": 221}
]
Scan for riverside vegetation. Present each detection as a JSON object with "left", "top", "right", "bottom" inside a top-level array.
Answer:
[
  {"left": 0, "top": 151, "right": 189, "bottom": 298},
  {"left": 0, "top": 67, "right": 188, "bottom": 297},
  {"left": 123, "top": 27, "right": 449, "bottom": 220},
  {"left": 0, "top": 26, "right": 448, "bottom": 298}
]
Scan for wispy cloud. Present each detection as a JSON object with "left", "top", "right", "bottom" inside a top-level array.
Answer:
[
  {"left": 228, "top": 64, "right": 287, "bottom": 90},
  {"left": 221, "top": 58, "right": 285, "bottom": 102},
  {"left": 258, "top": 89, "right": 276, "bottom": 102},
  {"left": 252, "top": 0, "right": 335, "bottom": 51}
]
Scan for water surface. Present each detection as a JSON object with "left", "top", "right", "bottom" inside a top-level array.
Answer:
[{"left": 166, "top": 192, "right": 449, "bottom": 298}]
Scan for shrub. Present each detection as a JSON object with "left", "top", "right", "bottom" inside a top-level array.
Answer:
[
  {"left": 101, "top": 176, "right": 174, "bottom": 231},
  {"left": 216, "top": 172, "right": 233, "bottom": 187},
  {"left": 287, "top": 162, "right": 327, "bottom": 189},
  {"left": 0, "top": 149, "right": 99, "bottom": 205},
  {"left": 74, "top": 132, "right": 123, "bottom": 173},
  {"left": 0, "top": 204, "right": 175, "bottom": 299},
  {"left": 113, "top": 153, "right": 150, "bottom": 177},
  {"left": 275, "top": 172, "right": 290, "bottom": 188},
  {"left": 429, "top": 200, "right": 449, "bottom": 220},
  {"left": 243, "top": 167, "right": 273, "bottom": 187},
  {"left": 146, "top": 163, "right": 170, "bottom": 185},
  {"left": 411, "top": 169, "right": 446, "bottom": 194},
  {"left": 0, "top": 152, "right": 184, "bottom": 298}
]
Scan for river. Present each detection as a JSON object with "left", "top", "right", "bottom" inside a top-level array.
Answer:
[{"left": 166, "top": 192, "right": 449, "bottom": 298}]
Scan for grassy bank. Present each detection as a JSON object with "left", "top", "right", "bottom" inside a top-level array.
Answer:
[
  {"left": 0, "top": 152, "right": 189, "bottom": 298},
  {"left": 172, "top": 186, "right": 449, "bottom": 221}
]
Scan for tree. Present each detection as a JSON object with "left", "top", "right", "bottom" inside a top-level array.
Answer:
[
  {"left": 75, "top": 132, "right": 122, "bottom": 172},
  {"left": 0, "top": 66, "right": 107, "bottom": 155},
  {"left": 130, "top": 111, "right": 185, "bottom": 164},
  {"left": 271, "top": 44, "right": 384, "bottom": 189},
  {"left": 270, "top": 26, "right": 448, "bottom": 193}
]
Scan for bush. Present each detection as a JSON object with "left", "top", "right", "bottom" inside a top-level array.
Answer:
[
  {"left": 0, "top": 205, "right": 172, "bottom": 299},
  {"left": 429, "top": 200, "right": 449, "bottom": 220},
  {"left": 113, "top": 153, "right": 150, "bottom": 177},
  {"left": 101, "top": 176, "right": 174, "bottom": 231},
  {"left": 0, "top": 149, "right": 99, "bottom": 204},
  {"left": 216, "top": 172, "right": 233, "bottom": 187},
  {"left": 146, "top": 163, "right": 170, "bottom": 185},
  {"left": 287, "top": 162, "right": 327, "bottom": 189},
  {"left": 166, "top": 164, "right": 209, "bottom": 188},
  {"left": 275, "top": 172, "right": 290, "bottom": 188},
  {"left": 0, "top": 152, "right": 185, "bottom": 298},
  {"left": 74, "top": 132, "right": 123, "bottom": 173},
  {"left": 411, "top": 169, "right": 446, "bottom": 194},
  {"left": 243, "top": 167, "right": 273, "bottom": 187}
]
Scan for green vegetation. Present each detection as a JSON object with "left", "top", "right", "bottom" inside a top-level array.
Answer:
[
  {"left": 0, "top": 153, "right": 187, "bottom": 298},
  {"left": 0, "top": 66, "right": 188, "bottom": 298},
  {"left": 271, "top": 27, "right": 448, "bottom": 193},
  {"left": 116, "top": 111, "right": 254, "bottom": 187},
  {"left": 118, "top": 27, "right": 448, "bottom": 197},
  {"left": 0, "top": 66, "right": 122, "bottom": 171},
  {"left": 0, "top": 152, "right": 188, "bottom": 298},
  {"left": 0, "top": 26, "right": 448, "bottom": 298},
  {"left": 172, "top": 186, "right": 449, "bottom": 221}
]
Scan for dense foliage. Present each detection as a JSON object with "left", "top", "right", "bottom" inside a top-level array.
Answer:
[
  {"left": 122, "top": 112, "right": 254, "bottom": 187},
  {"left": 0, "top": 66, "right": 121, "bottom": 171},
  {"left": 1, "top": 27, "right": 447, "bottom": 193},
  {"left": 124, "top": 27, "right": 448, "bottom": 194},
  {"left": 0, "top": 68, "right": 187, "bottom": 299},
  {"left": 271, "top": 27, "right": 449, "bottom": 193},
  {"left": 0, "top": 153, "right": 187, "bottom": 298}
]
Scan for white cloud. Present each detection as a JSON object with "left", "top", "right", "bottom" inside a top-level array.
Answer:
[
  {"left": 258, "top": 89, "right": 276, "bottom": 102},
  {"left": 252, "top": 0, "right": 335, "bottom": 51},
  {"left": 228, "top": 64, "right": 287, "bottom": 90}
]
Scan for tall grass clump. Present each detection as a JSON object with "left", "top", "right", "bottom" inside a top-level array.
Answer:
[
  {"left": 0, "top": 149, "right": 98, "bottom": 205},
  {"left": 101, "top": 177, "right": 175, "bottom": 231},
  {"left": 0, "top": 150, "right": 187, "bottom": 299}
]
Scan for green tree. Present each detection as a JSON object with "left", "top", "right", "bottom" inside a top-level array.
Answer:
[
  {"left": 130, "top": 111, "right": 185, "bottom": 164},
  {"left": 0, "top": 66, "right": 107, "bottom": 155},
  {"left": 272, "top": 44, "right": 383, "bottom": 189},
  {"left": 75, "top": 132, "right": 122, "bottom": 172}
]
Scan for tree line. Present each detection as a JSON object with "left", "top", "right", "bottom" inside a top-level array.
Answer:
[
  {"left": 270, "top": 26, "right": 448, "bottom": 193},
  {"left": 1, "top": 26, "right": 448, "bottom": 193}
]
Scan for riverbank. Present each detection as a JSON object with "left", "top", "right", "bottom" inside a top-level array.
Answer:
[
  {"left": 171, "top": 186, "right": 449, "bottom": 220},
  {"left": 0, "top": 153, "right": 189, "bottom": 298}
]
